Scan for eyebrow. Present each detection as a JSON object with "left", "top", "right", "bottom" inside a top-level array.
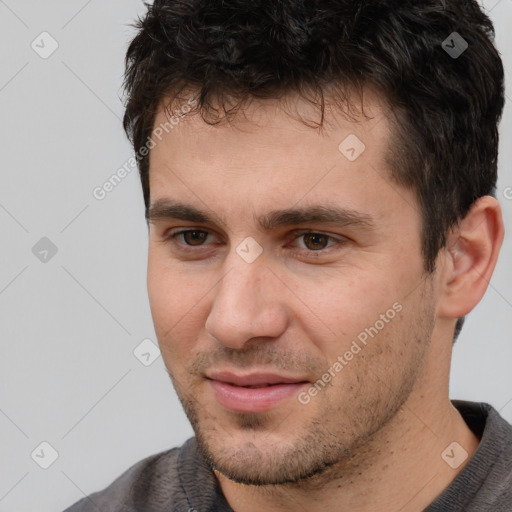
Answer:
[{"left": 146, "top": 199, "right": 375, "bottom": 232}]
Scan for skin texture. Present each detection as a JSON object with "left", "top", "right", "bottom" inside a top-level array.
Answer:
[{"left": 146, "top": 90, "right": 503, "bottom": 512}]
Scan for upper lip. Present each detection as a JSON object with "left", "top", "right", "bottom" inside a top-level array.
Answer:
[{"left": 206, "top": 371, "right": 309, "bottom": 387}]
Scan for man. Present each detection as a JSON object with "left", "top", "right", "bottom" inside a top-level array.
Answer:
[{"left": 64, "top": 0, "right": 512, "bottom": 511}]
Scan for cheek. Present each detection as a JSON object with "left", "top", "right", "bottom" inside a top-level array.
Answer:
[
  {"left": 288, "top": 271, "right": 414, "bottom": 379},
  {"left": 147, "top": 256, "right": 209, "bottom": 360},
  {"left": 295, "top": 271, "right": 392, "bottom": 330}
]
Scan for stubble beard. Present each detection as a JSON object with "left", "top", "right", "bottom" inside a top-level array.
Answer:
[{"left": 166, "top": 282, "right": 436, "bottom": 488}]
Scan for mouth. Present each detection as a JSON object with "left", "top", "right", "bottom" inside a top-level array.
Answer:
[{"left": 205, "top": 371, "right": 310, "bottom": 413}]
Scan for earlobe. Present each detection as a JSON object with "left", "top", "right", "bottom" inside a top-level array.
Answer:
[{"left": 438, "top": 196, "right": 504, "bottom": 319}]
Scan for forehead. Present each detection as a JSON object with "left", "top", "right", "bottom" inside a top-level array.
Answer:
[
  {"left": 150, "top": 89, "right": 391, "bottom": 176},
  {"left": 152, "top": 87, "right": 390, "bottom": 144},
  {"left": 146, "top": 90, "right": 416, "bottom": 232}
]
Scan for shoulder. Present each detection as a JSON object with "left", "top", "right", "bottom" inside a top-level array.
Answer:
[
  {"left": 427, "top": 400, "right": 512, "bottom": 511},
  {"left": 476, "top": 401, "right": 512, "bottom": 508},
  {"left": 62, "top": 439, "right": 193, "bottom": 512}
]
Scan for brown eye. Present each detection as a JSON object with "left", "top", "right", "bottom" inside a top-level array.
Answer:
[
  {"left": 182, "top": 230, "right": 208, "bottom": 246},
  {"left": 302, "top": 233, "right": 330, "bottom": 251}
]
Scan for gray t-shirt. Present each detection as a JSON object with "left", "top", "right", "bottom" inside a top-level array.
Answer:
[{"left": 63, "top": 400, "right": 512, "bottom": 511}]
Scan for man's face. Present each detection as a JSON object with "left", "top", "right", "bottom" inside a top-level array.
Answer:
[{"left": 147, "top": 93, "right": 439, "bottom": 485}]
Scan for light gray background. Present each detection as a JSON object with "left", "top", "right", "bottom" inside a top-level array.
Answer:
[{"left": 0, "top": 1, "right": 510, "bottom": 511}]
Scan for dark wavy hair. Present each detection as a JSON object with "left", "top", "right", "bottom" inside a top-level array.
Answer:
[{"left": 122, "top": 0, "right": 505, "bottom": 338}]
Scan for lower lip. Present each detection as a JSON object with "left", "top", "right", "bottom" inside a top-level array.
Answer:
[{"left": 209, "top": 379, "right": 308, "bottom": 413}]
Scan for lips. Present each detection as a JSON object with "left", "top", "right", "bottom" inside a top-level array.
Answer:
[
  {"left": 207, "top": 371, "right": 308, "bottom": 387},
  {"left": 206, "top": 371, "right": 310, "bottom": 413}
]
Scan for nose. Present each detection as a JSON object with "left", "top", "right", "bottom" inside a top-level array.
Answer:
[{"left": 204, "top": 249, "right": 288, "bottom": 350}]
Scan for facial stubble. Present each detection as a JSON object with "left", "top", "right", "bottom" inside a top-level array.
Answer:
[{"left": 164, "top": 281, "right": 436, "bottom": 489}]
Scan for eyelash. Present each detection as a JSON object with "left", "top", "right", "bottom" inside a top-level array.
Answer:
[{"left": 164, "top": 229, "right": 346, "bottom": 257}]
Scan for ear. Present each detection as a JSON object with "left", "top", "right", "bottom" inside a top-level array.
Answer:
[{"left": 437, "top": 195, "right": 504, "bottom": 319}]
